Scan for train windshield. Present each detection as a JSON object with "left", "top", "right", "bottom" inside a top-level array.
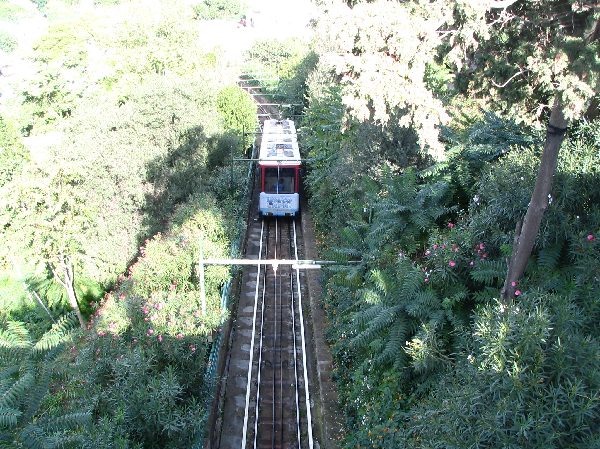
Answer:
[{"left": 265, "top": 167, "right": 295, "bottom": 194}]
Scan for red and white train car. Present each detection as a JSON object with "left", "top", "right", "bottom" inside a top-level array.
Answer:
[{"left": 258, "top": 119, "right": 301, "bottom": 217}]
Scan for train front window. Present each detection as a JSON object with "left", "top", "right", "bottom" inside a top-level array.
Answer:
[{"left": 265, "top": 167, "right": 295, "bottom": 193}]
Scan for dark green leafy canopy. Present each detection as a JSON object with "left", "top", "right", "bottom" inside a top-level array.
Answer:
[{"left": 451, "top": 0, "right": 600, "bottom": 121}]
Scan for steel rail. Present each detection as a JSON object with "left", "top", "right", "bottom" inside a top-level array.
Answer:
[
  {"left": 272, "top": 219, "right": 278, "bottom": 449},
  {"left": 288, "top": 222, "right": 302, "bottom": 449},
  {"left": 277, "top": 220, "right": 285, "bottom": 447},
  {"left": 252, "top": 230, "right": 269, "bottom": 449},
  {"left": 293, "top": 220, "right": 314, "bottom": 449},
  {"left": 241, "top": 220, "right": 265, "bottom": 449}
]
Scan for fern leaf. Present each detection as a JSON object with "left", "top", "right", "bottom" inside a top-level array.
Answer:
[
  {"left": 19, "top": 424, "right": 47, "bottom": 449},
  {"left": 376, "top": 318, "right": 409, "bottom": 368},
  {"left": 470, "top": 259, "right": 506, "bottom": 286},
  {"left": 0, "top": 407, "right": 22, "bottom": 428},
  {"left": 23, "top": 368, "right": 51, "bottom": 423},
  {"left": 33, "top": 314, "right": 77, "bottom": 353},
  {"left": 5, "top": 323, "right": 31, "bottom": 347},
  {"left": 351, "top": 305, "right": 401, "bottom": 349},
  {"left": 41, "top": 411, "right": 91, "bottom": 432},
  {"left": 0, "top": 372, "right": 34, "bottom": 409},
  {"left": 405, "top": 290, "right": 438, "bottom": 319},
  {"left": 398, "top": 267, "right": 423, "bottom": 303},
  {"left": 537, "top": 244, "right": 562, "bottom": 271},
  {"left": 358, "top": 288, "right": 381, "bottom": 305},
  {"left": 354, "top": 304, "right": 384, "bottom": 328},
  {"left": 0, "top": 327, "right": 32, "bottom": 351}
]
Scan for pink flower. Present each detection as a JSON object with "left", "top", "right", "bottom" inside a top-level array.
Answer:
[
  {"left": 442, "top": 244, "right": 447, "bottom": 249},
  {"left": 176, "top": 333, "right": 184, "bottom": 340},
  {"left": 587, "top": 234, "right": 595, "bottom": 241},
  {"left": 514, "top": 290, "right": 522, "bottom": 296},
  {"left": 482, "top": 252, "right": 488, "bottom": 259},
  {"left": 433, "top": 244, "right": 438, "bottom": 250},
  {"left": 425, "top": 250, "right": 431, "bottom": 256},
  {"left": 449, "top": 261, "right": 456, "bottom": 267},
  {"left": 155, "top": 302, "right": 164, "bottom": 311},
  {"left": 190, "top": 344, "right": 196, "bottom": 353},
  {"left": 448, "top": 222, "right": 455, "bottom": 229},
  {"left": 97, "top": 330, "right": 106, "bottom": 337},
  {"left": 118, "top": 294, "right": 126, "bottom": 301},
  {"left": 142, "top": 306, "right": 149, "bottom": 315},
  {"left": 479, "top": 243, "right": 485, "bottom": 250},
  {"left": 147, "top": 328, "right": 154, "bottom": 335},
  {"left": 511, "top": 281, "right": 517, "bottom": 287},
  {"left": 424, "top": 278, "right": 429, "bottom": 283},
  {"left": 157, "top": 335, "right": 163, "bottom": 343},
  {"left": 150, "top": 314, "right": 158, "bottom": 321}
]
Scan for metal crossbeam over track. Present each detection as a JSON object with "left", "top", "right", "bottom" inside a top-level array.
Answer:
[{"left": 202, "top": 258, "right": 344, "bottom": 269}]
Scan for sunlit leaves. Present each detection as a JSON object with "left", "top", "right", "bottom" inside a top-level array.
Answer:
[{"left": 315, "top": 1, "right": 450, "bottom": 159}]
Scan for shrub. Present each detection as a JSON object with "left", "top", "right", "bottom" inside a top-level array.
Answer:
[
  {"left": 216, "top": 85, "right": 258, "bottom": 147},
  {"left": 192, "top": 0, "right": 245, "bottom": 20},
  {"left": 0, "top": 30, "right": 17, "bottom": 53}
]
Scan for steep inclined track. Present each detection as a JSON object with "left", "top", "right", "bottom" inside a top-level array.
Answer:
[
  {"left": 241, "top": 218, "right": 313, "bottom": 449},
  {"left": 213, "top": 77, "right": 330, "bottom": 449},
  {"left": 216, "top": 213, "right": 316, "bottom": 449}
]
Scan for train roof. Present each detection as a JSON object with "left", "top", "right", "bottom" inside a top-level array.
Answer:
[{"left": 258, "top": 119, "right": 301, "bottom": 166}]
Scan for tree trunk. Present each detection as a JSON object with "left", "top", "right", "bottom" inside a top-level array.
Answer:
[
  {"left": 53, "top": 255, "right": 86, "bottom": 328},
  {"left": 501, "top": 97, "right": 569, "bottom": 301}
]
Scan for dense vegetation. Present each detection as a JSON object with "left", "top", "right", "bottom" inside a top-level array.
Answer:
[
  {"left": 0, "top": 0, "right": 256, "bottom": 446},
  {"left": 1, "top": 0, "right": 598, "bottom": 447},
  {"left": 298, "top": 1, "right": 599, "bottom": 448}
]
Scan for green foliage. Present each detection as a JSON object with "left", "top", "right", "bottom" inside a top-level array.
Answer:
[
  {"left": 30, "top": 0, "right": 47, "bottom": 11},
  {"left": 469, "top": 121, "right": 600, "bottom": 250},
  {"left": 1, "top": 2, "right": 252, "bottom": 447},
  {"left": 192, "top": 0, "right": 245, "bottom": 20},
  {"left": 0, "top": 1, "right": 28, "bottom": 21},
  {"left": 312, "top": 1, "right": 451, "bottom": 159},
  {"left": 0, "top": 30, "right": 17, "bottom": 53},
  {"left": 401, "top": 295, "right": 600, "bottom": 449},
  {"left": 0, "top": 314, "right": 90, "bottom": 448},
  {"left": 216, "top": 85, "right": 257, "bottom": 147},
  {"left": 245, "top": 38, "right": 316, "bottom": 111},
  {"left": 305, "top": 68, "right": 600, "bottom": 447},
  {"left": 0, "top": 116, "right": 29, "bottom": 188},
  {"left": 451, "top": 0, "right": 600, "bottom": 122},
  {"left": 74, "top": 189, "right": 235, "bottom": 448}
]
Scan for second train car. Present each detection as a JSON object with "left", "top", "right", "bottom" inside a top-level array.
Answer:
[{"left": 258, "top": 119, "right": 301, "bottom": 217}]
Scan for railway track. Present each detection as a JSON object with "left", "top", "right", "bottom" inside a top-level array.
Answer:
[{"left": 241, "top": 218, "right": 313, "bottom": 449}]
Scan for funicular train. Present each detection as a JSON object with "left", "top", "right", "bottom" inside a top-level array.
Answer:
[{"left": 258, "top": 119, "right": 301, "bottom": 217}]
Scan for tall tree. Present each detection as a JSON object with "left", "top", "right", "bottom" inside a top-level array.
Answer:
[
  {"left": 3, "top": 165, "right": 94, "bottom": 327},
  {"left": 314, "top": 0, "right": 451, "bottom": 160},
  {"left": 447, "top": 0, "right": 600, "bottom": 299}
]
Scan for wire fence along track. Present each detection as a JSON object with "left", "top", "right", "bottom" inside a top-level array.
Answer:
[{"left": 241, "top": 218, "right": 313, "bottom": 449}]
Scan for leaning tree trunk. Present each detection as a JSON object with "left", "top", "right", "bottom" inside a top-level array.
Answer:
[
  {"left": 501, "top": 97, "right": 569, "bottom": 301},
  {"left": 53, "top": 255, "right": 86, "bottom": 328}
]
